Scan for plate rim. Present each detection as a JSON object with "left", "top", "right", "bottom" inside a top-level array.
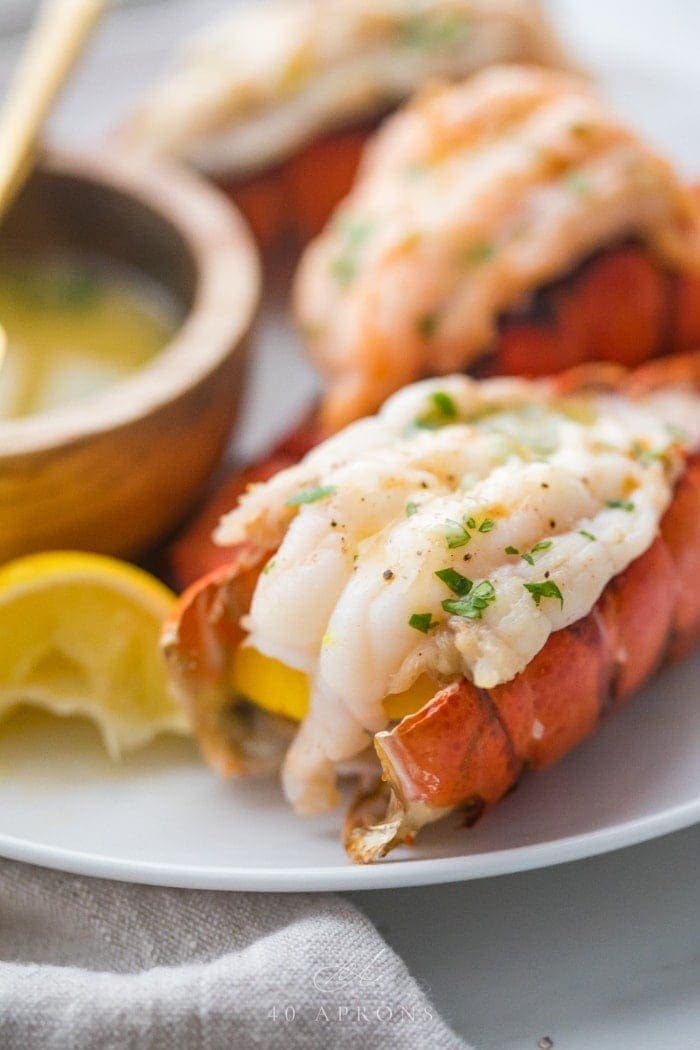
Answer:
[
  {"left": 1, "top": 795, "right": 698, "bottom": 892},
  {"left": 2, "top": 43, "right": 700, "bottom": 895}
]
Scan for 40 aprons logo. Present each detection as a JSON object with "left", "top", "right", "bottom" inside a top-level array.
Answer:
[
  {"left": 313, "top": 946, "right": 388, "bottom": 992},
  {"left": 266, "top": 948, "right": 435, "bottom": 1027}
]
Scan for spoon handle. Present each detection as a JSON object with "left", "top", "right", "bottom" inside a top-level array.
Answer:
[{"left": 0, "top": 0, "right": 106, "bottom": 220}]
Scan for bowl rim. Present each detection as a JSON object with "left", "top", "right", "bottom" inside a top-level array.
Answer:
[{"left": 0, "top": 146, "right": 261, "bottom": 457}]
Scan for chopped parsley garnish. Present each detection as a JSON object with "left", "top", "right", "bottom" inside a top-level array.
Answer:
[
  {"left": 524, "top": 580, "right": 564, "bottom": 608},
  {"left": 443, "top": 514, "right": 497, "bottom": 550},
  {"left": 262, "top": 559, "right": 276, "bottom": 575},
  {"left": 579, "top": 530, "right": 597, "bottom": 542},
  {"left": 409, "top": 612, "right": 439, "bottom": 634},
  {"left": 398, "top": 11, "right": 471, "bottom": 50},
  {"left": 417, "top": 311, "right": 439, "bottom": 339},
  {"left": 566, "top": 171, "right": 590, "bottom": 195},
  {"left": 330, "top": 255, "right": 357, "bottom": 287},
  {"left": 415, "top": 390, "right": 458, "bottom": 429},
  {"left": 329, "top": 218, "right": 375, "bottom": 287},
  {"left": 431, "top": 390, "right": 457, "bottom": 417},
  {"left": 605, "top": 498, "right": 635, "bottom": 512},
  {"left": 464, "top": 516, "right": 495, "bottom": 533},
  {"left": 665, "top": 422, "right": 689, "bottom": 444},
  {"left": 442, "top": 580, "right": 496, "bottom": 620},
  {"left": 15, "top": 267, "right": 102, "bottom": 311},
  {"left": 630, "top": 441, "right": 667, "bottom": 467},
  {"left": 286, "top": 485, "right": 336, "bottom": 507},
  {"left": 435, "top": 568, "right": 472, "bottom": 596},
  {"left": 406, "top": 501, "right": 419, "bottom": 517},
  {"left": 505, "top": 540, "right": 551, "bottom": 566},
  {"left": 58, "top": 271, "right": 101, "bottom": 309},
  {"left": 444, "top": 519, "right": 471, "bottom": 549},
  {"left": 334, "top": 216, "right": 375, "bottom": 246},
  {"left": 460, "top": 241, "right": 495, "bottom": 267}
]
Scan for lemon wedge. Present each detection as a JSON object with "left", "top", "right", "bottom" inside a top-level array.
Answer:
[
  {"left": 0, "top": 551, "right": 189, "bottom": 757},
  {"left": 232, "top": 644, "right": 437, "bottom": 722}
]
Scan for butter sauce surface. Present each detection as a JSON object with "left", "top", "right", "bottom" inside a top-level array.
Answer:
[{"left": 0, "top": 252, "right": 178, "bottom": 420}]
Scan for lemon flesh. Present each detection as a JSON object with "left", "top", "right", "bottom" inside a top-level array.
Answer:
[
  {"left": 232, "top": 645, "right": 437, "bottom": 722},
  {"left": 0, "top": 551, "right": 189, "bottom": 757}
]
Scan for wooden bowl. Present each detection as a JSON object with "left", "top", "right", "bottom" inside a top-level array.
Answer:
[{"left": 0, "top": 148, "right": 260, "bottom": 562}]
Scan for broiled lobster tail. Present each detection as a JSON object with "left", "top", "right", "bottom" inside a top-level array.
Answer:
[
  {"left": 162, "top": 354, "right": 700, "bottom": 865},
  {"left": 168, "top": 240, "right": 700, "bottom": 592},
  {"left": 345, "top": 359, "right": 700, "bottom": 862}
]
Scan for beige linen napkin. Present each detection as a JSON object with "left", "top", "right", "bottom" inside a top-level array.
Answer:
[{"left": 0, "top": 857, "right": 466, "bottom": 1049}]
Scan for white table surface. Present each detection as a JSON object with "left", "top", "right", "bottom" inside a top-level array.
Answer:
[
  {"left": 1, "top": 2, "right": 698, "bottom": 1046},
  {"left": 352, "top": 824, "right": 700, "bottom": 1048}
]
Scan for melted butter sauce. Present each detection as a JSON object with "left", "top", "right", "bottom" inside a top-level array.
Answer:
[{"left": 0, "top": 252, "right": 178, "bottom": 420}]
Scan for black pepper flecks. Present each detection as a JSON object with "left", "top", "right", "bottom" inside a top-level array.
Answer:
[
  {"left": 383, "top": 569, "right": 395, "bottom": 581},
  {"left": 549, "top": 519, "right": 556, "bottom": 529}
]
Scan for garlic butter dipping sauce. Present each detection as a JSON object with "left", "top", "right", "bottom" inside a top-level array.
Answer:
[{"left": 0, "top": 252, "right": 179, "bottom": 420}]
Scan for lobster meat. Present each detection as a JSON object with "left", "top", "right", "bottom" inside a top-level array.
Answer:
[
  {"left": 295, "top": 66, "right": 700, "bottom": 430},
  {"left": 127, "top": 2, "right": 566, "bottom": 251},
  {"left": 169, "top": 236, "right": 700, "bottom": 590},
  {"left": 162, "top": 354, "right": 700, "bottom": 863}
]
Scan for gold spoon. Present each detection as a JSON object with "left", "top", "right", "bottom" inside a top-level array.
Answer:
[
  {"left": 0, "top": 0, "right": 105, "bottom": 380},
  {"left": 0, "top": 0, "right": 106, "bottom": 222}
]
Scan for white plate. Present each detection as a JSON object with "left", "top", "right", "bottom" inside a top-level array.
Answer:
[
  {"left": 0, "top": 652, "right": 698, "bottom": 891},
  {"left": 0, "top": 9, "right": 699, "bottom": 891}
]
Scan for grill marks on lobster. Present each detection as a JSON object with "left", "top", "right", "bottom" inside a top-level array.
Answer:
[
  {"left": 168, "top": 240, "right": 700, "bottom": 592},
  {"left": 294, "top": 66, "right": 700, "bottom": 429}
]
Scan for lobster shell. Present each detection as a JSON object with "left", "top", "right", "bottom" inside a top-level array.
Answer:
[
  {"left": 163, "top": 354, "right": 700, "bottom": 863},
  {"left": 346, "top": 358, "right": 700, "bottom": 862}
]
